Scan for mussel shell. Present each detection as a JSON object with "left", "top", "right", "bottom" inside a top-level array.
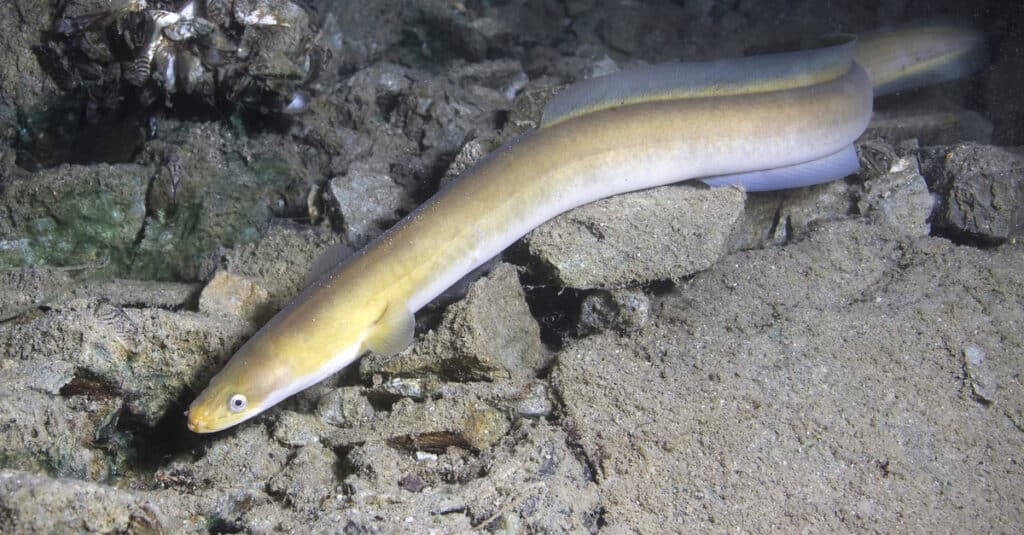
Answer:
[{"left": 113, "top": 10, "right": 155, "bottom": 54}]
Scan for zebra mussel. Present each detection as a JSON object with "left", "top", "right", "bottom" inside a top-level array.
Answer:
[{"left": 46, "top": 0, "right": 327, "bottom": 113}]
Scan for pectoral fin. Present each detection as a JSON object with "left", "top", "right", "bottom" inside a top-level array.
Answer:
[{"left": 365, "top": 302, "right": 415, "bottom": 356}]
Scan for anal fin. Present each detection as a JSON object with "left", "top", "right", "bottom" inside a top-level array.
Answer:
[{"left": 700, "top": 144, "right": 860, "bottom": 192}]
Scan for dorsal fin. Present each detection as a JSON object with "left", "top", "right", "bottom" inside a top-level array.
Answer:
[
  {"left": 306, "top": 242, "right": 354, "bottom": 286},
  {"left": 364, "top": 302, "right": 415, "bottom": 356},
  {"left": 541, "top": 35, "right": 855, "bottom": 128},
  {"left": 854, "top": 24, "right": 986, "bottom": 97}
]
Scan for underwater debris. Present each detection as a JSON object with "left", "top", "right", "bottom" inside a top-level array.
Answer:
[{"left": 44, "top": 0, "right": 328, "bottom": 113}]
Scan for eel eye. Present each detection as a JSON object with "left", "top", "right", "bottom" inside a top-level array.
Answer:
[{"left": 228, "top": 394, "right": 248, "bottom": 413}]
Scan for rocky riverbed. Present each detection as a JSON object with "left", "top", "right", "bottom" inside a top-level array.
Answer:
[{"left": 0, "top": 0, "right": 1021, "bottom": 532}]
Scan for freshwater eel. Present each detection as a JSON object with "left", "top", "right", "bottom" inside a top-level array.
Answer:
[{"left": 187, "top": 25, "right": 985, "bottom": 433}]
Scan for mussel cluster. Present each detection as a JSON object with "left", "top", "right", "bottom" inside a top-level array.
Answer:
[{"left": 44, "top": 0, "right": 327, "bottom": 113}]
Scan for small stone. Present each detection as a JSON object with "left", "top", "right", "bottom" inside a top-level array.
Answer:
[
  {"left": 398, "top": 473, "right": 426, "bottom": 493},
  {"left": 579, "top": 288, "right": 650, "bottom": 334},
  {"left": 371, "top": 377, "right": 427, "bottom": 400},
  {"left": 415, "top": 451, "right": 438, "bottom": 462},
  {"left": 963, "top": 344, "right": 998, "bottom": 404},
  {"left": 198, "top": 271, "right": 272, "bottom": 324},
  {"left": 316, "top": 387, "right": 376, "bottom": 427},
  {"left": 440, "top": 136, "right": 501, "bottom": 189},
  {"left": 460, "top": 403, "right": 511, "bottom": 451},
  {"left": 516, "top": 383, "right": 553, "bottom": 418}
]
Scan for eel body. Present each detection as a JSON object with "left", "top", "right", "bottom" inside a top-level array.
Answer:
[{"left": 188, "top": 25, "right": 985, "bottom": 433}]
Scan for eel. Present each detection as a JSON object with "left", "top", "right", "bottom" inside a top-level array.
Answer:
[{"left": 187, "top": 25, "right": 985, "bottom": 433}]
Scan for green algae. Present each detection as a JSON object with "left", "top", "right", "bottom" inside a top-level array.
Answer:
[
  {"left": 0, "top": 164, "right": 148, "bottom": 273},
  {"left": 1, "top": 121, "right": 319, "bottom": 281}
]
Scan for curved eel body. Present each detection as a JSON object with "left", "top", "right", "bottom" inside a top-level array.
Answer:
[{"left": 188, "top": 25, "right": 985, "bottom": 433}]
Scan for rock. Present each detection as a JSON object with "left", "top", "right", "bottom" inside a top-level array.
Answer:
[
  {"left": 361, "top": 263, "right": 543, "bottom": 381},
  {"left": 928, "top": 143, "right": 1024, "bottom": 243},
  {"left": 0, "top": 260, "right": 197, "bottom": 321},
  {"left": 339, "top": 421, "right": 600, "bottom": 533},
  {"left": 74, "top": 279, "right": 201, "bottom": 310},
  {"left": 566, "top": 0, "right": 598, "bottom": 15},
  {"left": 0, "top": 299, "right": 252, "bottom": 428},
  {"left": 189, "top": 425, "right": 290, "bottom": 489},
  {"left": 0, "top": 470, "right": 165, "bottom": 535},
  {"left": 447, "top": 59, "right": 530, "bottom": 102},
  {"left": 590, "top": 1, "right": 691, "bottom": 57},
  {"left": 0, "top": 266, "right": 76, "bottom": 320},
  {"left": 0, "top": 163, "right": 149, "bottom": 272},
  {"left": 553, "top": 218, "right": 1024, "bottom": 532},
  {"left": 327, "top": 161, "right": 413, "bottom": 247},
  {"left": 392, "top": 59, "right": 523, "bottom": 156},
  {"left": 457, "top": 422, "right": 603, "bottom": 532},
  {"left": 338, "top": 63, "right": 415, "bottom": 132},
  {"left": 414, "top": 1, "right": 488, "bottom": 62},
  {"left": 0, "top": 2, "right": 60, "bottom": 144},
  {"left": 134, "top": 121, "right": 326, "bottom": 279},
  {"left": 273, "top": 411, "right": 329, "bottom": 447},
  {"left": 317, "top": 3, "right": 405, "bottom": 71},
  {"left": 222, "top": 223, "right": 338, "bottom": 309},
  {"left": 0, "top": 119, "right": 326, "bottom": 280},
  {"left": 0, "top": 375, "right": 113, "bottom": 480},
  {"left": 524, "top": 185, "right": 745, "bottom": 287},
  {"left": 266, "top": 443, "right": 339, "bottom": 512},
  {"left": 507, "top": 84, "right": 560, "bottom": 131},
  {"left": 857, "top": 156, "right": 934, "bottom": 236},
  {"left": 381, "top": 395, "right": 510, "bottom": 452},
  {"left": 199, "top": 271, "right": 272, "bottom": 324},
  {"left": 733, "top": 179, "right": 852, "bottom": 250}
]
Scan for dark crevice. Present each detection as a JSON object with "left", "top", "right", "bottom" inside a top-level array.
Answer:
[
  {"left": 127, "top": 391, "right": 214, "bottom": 472},
  {"left": 519, "top": 281, "right": 584, "bottom": 353},
  {"left": 206, "top": 516, "right": 245, "bottom": 534},
  {"left": 60, "top": 367, "right": 120, "bottom": 398}
]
